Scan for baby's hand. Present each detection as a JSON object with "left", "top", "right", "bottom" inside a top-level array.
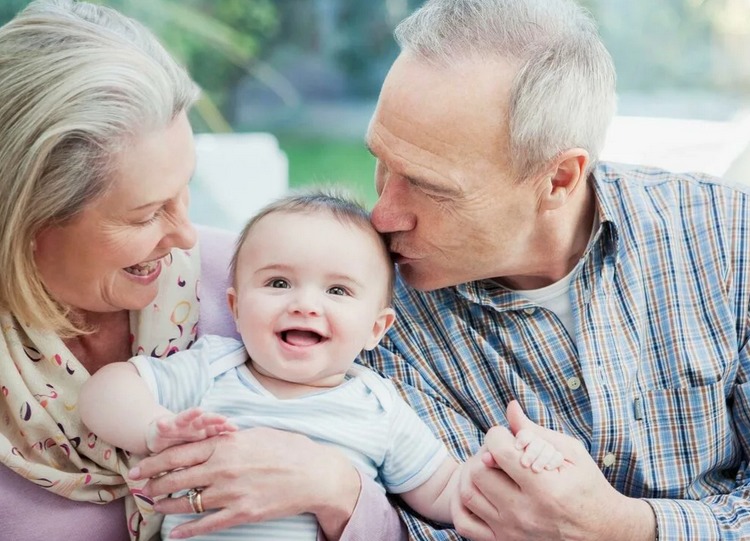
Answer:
[
  {"left": 146, "top": 407, "right": 237, "bottom": 454},
  {"left": 514, "top": 428, "right": 564, "bottom": 472}
]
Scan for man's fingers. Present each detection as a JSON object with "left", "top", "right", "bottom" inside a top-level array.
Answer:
[
  {"left": 452, "top": 505, "right": 495, "bottom": 541},
  {"left": 462, "top": 450, "right": 518, "bottom": 514}
]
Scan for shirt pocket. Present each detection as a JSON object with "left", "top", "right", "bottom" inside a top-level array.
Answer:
[{"left": 633, "top": 379, "right": 739, "bottom": 498}]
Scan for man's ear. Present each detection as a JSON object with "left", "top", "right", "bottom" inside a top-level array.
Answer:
[
  {"left": 539, "top": 148, "right": 589, "bottom": 211},
  {"left": 364, "top": 307, "right": 396, "bottom": 351}
]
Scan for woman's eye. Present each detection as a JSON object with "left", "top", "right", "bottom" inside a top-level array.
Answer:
[
  {"left": 137, "top": 210, "right": 161, "bottom": 226},
  {"left": 270, "top": 279, "right": 290, "bottom": 289},
  {"left": 327, "top": 286, "right": 348, "bottom": 296}
]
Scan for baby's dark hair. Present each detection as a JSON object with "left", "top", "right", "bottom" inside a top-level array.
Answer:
[{"left": 230, "top": 188, "right": 395, "bottom": 304}]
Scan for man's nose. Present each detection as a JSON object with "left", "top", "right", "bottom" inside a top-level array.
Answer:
[{"left": 371, "top": 177, "right": 415, "bottom": 234}]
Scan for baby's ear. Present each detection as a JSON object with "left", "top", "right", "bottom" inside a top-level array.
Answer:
[
  {"left": 226, "top": 287, "right": 239, "bottom": 321},
  {"left": 364, "top": 307, "right": 396, "bottom": 350}
]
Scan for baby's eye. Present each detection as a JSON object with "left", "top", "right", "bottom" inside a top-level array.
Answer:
[
  {"left": 327, "top": 286, "right": 348, "bottom": 296},
  {"left": 269, "top": 279, "right": 290, "bottom": 289}
]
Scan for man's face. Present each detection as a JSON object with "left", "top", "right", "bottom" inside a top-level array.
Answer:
[{"left": 366, "top": 53, "right": 543, "bottom": 291}]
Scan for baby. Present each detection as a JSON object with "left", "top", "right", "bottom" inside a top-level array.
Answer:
[{"left": 80, "top": 190, "right": 563, "bottom": 540}]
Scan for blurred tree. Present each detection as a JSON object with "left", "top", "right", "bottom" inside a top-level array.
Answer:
[
  {"left": 0, "top": 0, "right": 279, "bottom": 132},
  {"left": 596, "top": 0, "right": 715, "bottom": 91},
  {"left": 97, "top": 0, "right": 279, "bottom": 131}
]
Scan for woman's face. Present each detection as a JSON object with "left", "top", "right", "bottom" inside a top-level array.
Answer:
[{"left": 34, "top": 112, "right": 197, "bottom": 315}]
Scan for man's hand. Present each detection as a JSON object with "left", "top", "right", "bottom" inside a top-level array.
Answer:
[{"left": 452, "top": 401, "right": 656, "bottom": 541}]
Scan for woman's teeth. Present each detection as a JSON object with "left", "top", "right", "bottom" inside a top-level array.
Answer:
[{"left": 124, "top": 259, "right": 159, "bottom": 276}]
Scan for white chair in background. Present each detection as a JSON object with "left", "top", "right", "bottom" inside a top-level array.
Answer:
[{"left": 190, "top": 133, "right": 289, "bottom": 231}]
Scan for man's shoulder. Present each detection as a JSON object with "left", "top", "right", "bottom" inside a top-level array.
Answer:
[
  {"left": 595, "top": 161, "right": 750, "bottom": 196},
  {"left": 594, "top": 161, "right": 750, "bottom": 222}
]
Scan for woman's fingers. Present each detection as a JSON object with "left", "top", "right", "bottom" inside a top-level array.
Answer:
[
  {"left": 166, "top": 508, "right": 236, "bottom": 539},
  {"left": 129, "top": 436, "right": 217, "bottom": 484}
]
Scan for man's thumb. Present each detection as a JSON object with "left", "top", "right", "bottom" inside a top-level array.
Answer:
[
  {"left": 506, "top": 399, "right": 533, "bottom": 436},
  {"left": 505, "top": 400, "right": 583, "bottom": 459}
]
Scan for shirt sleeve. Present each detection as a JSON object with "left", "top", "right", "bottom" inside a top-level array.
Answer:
[
  {"left": 317, "top": 469, "right": 408, "bottom": 541},
  {"left": 129, "top": 336, "right": 214, "bottom": 413},
  {"left": 363, "top": 345, "right": 483, "bottom": 539},
  {"left": 380, "top": 381, "right": 449, "bottom": 494}
]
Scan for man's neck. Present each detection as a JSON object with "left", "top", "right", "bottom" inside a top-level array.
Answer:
[{"left": 497, "top": 180, "right": 596, "bottom": 291}]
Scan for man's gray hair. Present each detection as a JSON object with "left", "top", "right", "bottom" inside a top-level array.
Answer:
[{"left": 395, "top": 0, "right": 616, "bottom": 180}]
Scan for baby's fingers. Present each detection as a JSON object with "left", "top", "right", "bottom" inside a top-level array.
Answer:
[
  {"left": 191, "top": 412, "right": 233, "bottom": 430},
  {"left": 172, "top": 408, "right": 205, "bottom": 428},
  {"left": 520, "top": 437, "right": 545, "bottom": 468},
  {"left": 543, "top": 450, "right": 564, "bottom": 471},
  {"left": 514, "top": 428, "right": 535, "bottom": 450},
  {"left": 530, "top": 442, "right": 560, "bottom": 472}
]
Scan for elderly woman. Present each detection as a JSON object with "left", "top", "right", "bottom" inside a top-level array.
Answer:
[{"left": 0, "top": 2, "right": 405, "bottom": 540}]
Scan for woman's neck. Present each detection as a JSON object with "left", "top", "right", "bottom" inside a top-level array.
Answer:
[{"left": 63, "top": 310, "right": 131, "bottom": 374}]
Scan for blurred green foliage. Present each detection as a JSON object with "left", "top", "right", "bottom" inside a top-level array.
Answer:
[
  {"left": 0, "top": 0, "right": 279, "bottom": 131},
  {"left": 96, "top": 0, "right": 278, "bottom": 130},
  {"left": 279, "top": 136, "right": 378, "bottom": 206}
]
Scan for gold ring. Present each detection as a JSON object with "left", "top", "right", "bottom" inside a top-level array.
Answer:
[{"left": 186, "top": 488, "right": 205, "bottom": 514}]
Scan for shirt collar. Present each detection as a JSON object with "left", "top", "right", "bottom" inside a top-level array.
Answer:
[{"left": 453, "top": 163, "right": 622, "bottom": 308}]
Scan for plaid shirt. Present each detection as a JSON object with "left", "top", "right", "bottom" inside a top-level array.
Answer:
[{"left": 362, "top": 162, "right": 750, "bottom": 540}]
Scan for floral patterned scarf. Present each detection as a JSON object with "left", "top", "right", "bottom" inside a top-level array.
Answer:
[{"left": 0, "top": 245, "right": 201, "bottom": 541}]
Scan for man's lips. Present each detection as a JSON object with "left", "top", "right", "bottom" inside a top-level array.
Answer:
[{"left": 391, "top": 250, "right": 417, "bottom": 265}]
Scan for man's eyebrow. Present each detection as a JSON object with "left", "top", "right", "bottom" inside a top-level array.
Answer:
[
  {"left": 365, "top": 137, "right": 462, "bottom": 197},
  {"left": 406, "top": 175, "right": 463, "bottom": 197}
]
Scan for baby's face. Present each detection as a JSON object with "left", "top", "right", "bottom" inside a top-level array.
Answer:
[{"left": 228, "top": 211, "right": 394, "bottom": 392}]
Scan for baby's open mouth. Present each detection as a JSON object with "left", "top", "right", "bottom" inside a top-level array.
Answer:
[
  {"left": 124, "top": 259, "right": 160, "bottom": 276},
  {"left": 280, "top": 330, "right": 324, "bottom": 346}
]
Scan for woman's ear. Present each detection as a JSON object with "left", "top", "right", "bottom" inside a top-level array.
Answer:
[{"left": 364, "top": 307, "right": 396, "bottom": 350}]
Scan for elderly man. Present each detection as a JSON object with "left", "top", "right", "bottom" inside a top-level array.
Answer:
[{"left": 363, "top": 0, "right": 750, "bottom": 540}]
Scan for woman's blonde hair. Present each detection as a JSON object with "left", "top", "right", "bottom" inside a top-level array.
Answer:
[{"left": 0, "top": 0, "right": 200, "bottom": 336}]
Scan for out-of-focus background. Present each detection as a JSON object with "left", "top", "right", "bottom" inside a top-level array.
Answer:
[{"left": 2, "top": 0, "right": 750, "bottom": 230}]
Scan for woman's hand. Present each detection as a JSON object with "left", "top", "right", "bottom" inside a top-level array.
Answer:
[{"left": 129, "top": 427, "right": 361, "bottom": 540}]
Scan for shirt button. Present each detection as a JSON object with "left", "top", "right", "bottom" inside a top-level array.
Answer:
[
  {"left": 603, "top": 453, "right": 616, "bottom": 467},
  {"left": 523, "top": 307, "right": 536, "bottom": 315},
  {"left": 566, "top": 377, "right": 581, "bottom": 390}
]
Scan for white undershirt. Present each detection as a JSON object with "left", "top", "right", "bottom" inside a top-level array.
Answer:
[
  {"left": 516, "top": 261, "right": 581, "bottom": 338},
  {"left": 510, "top": 214, "right": 600, "bottom": 339}
]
